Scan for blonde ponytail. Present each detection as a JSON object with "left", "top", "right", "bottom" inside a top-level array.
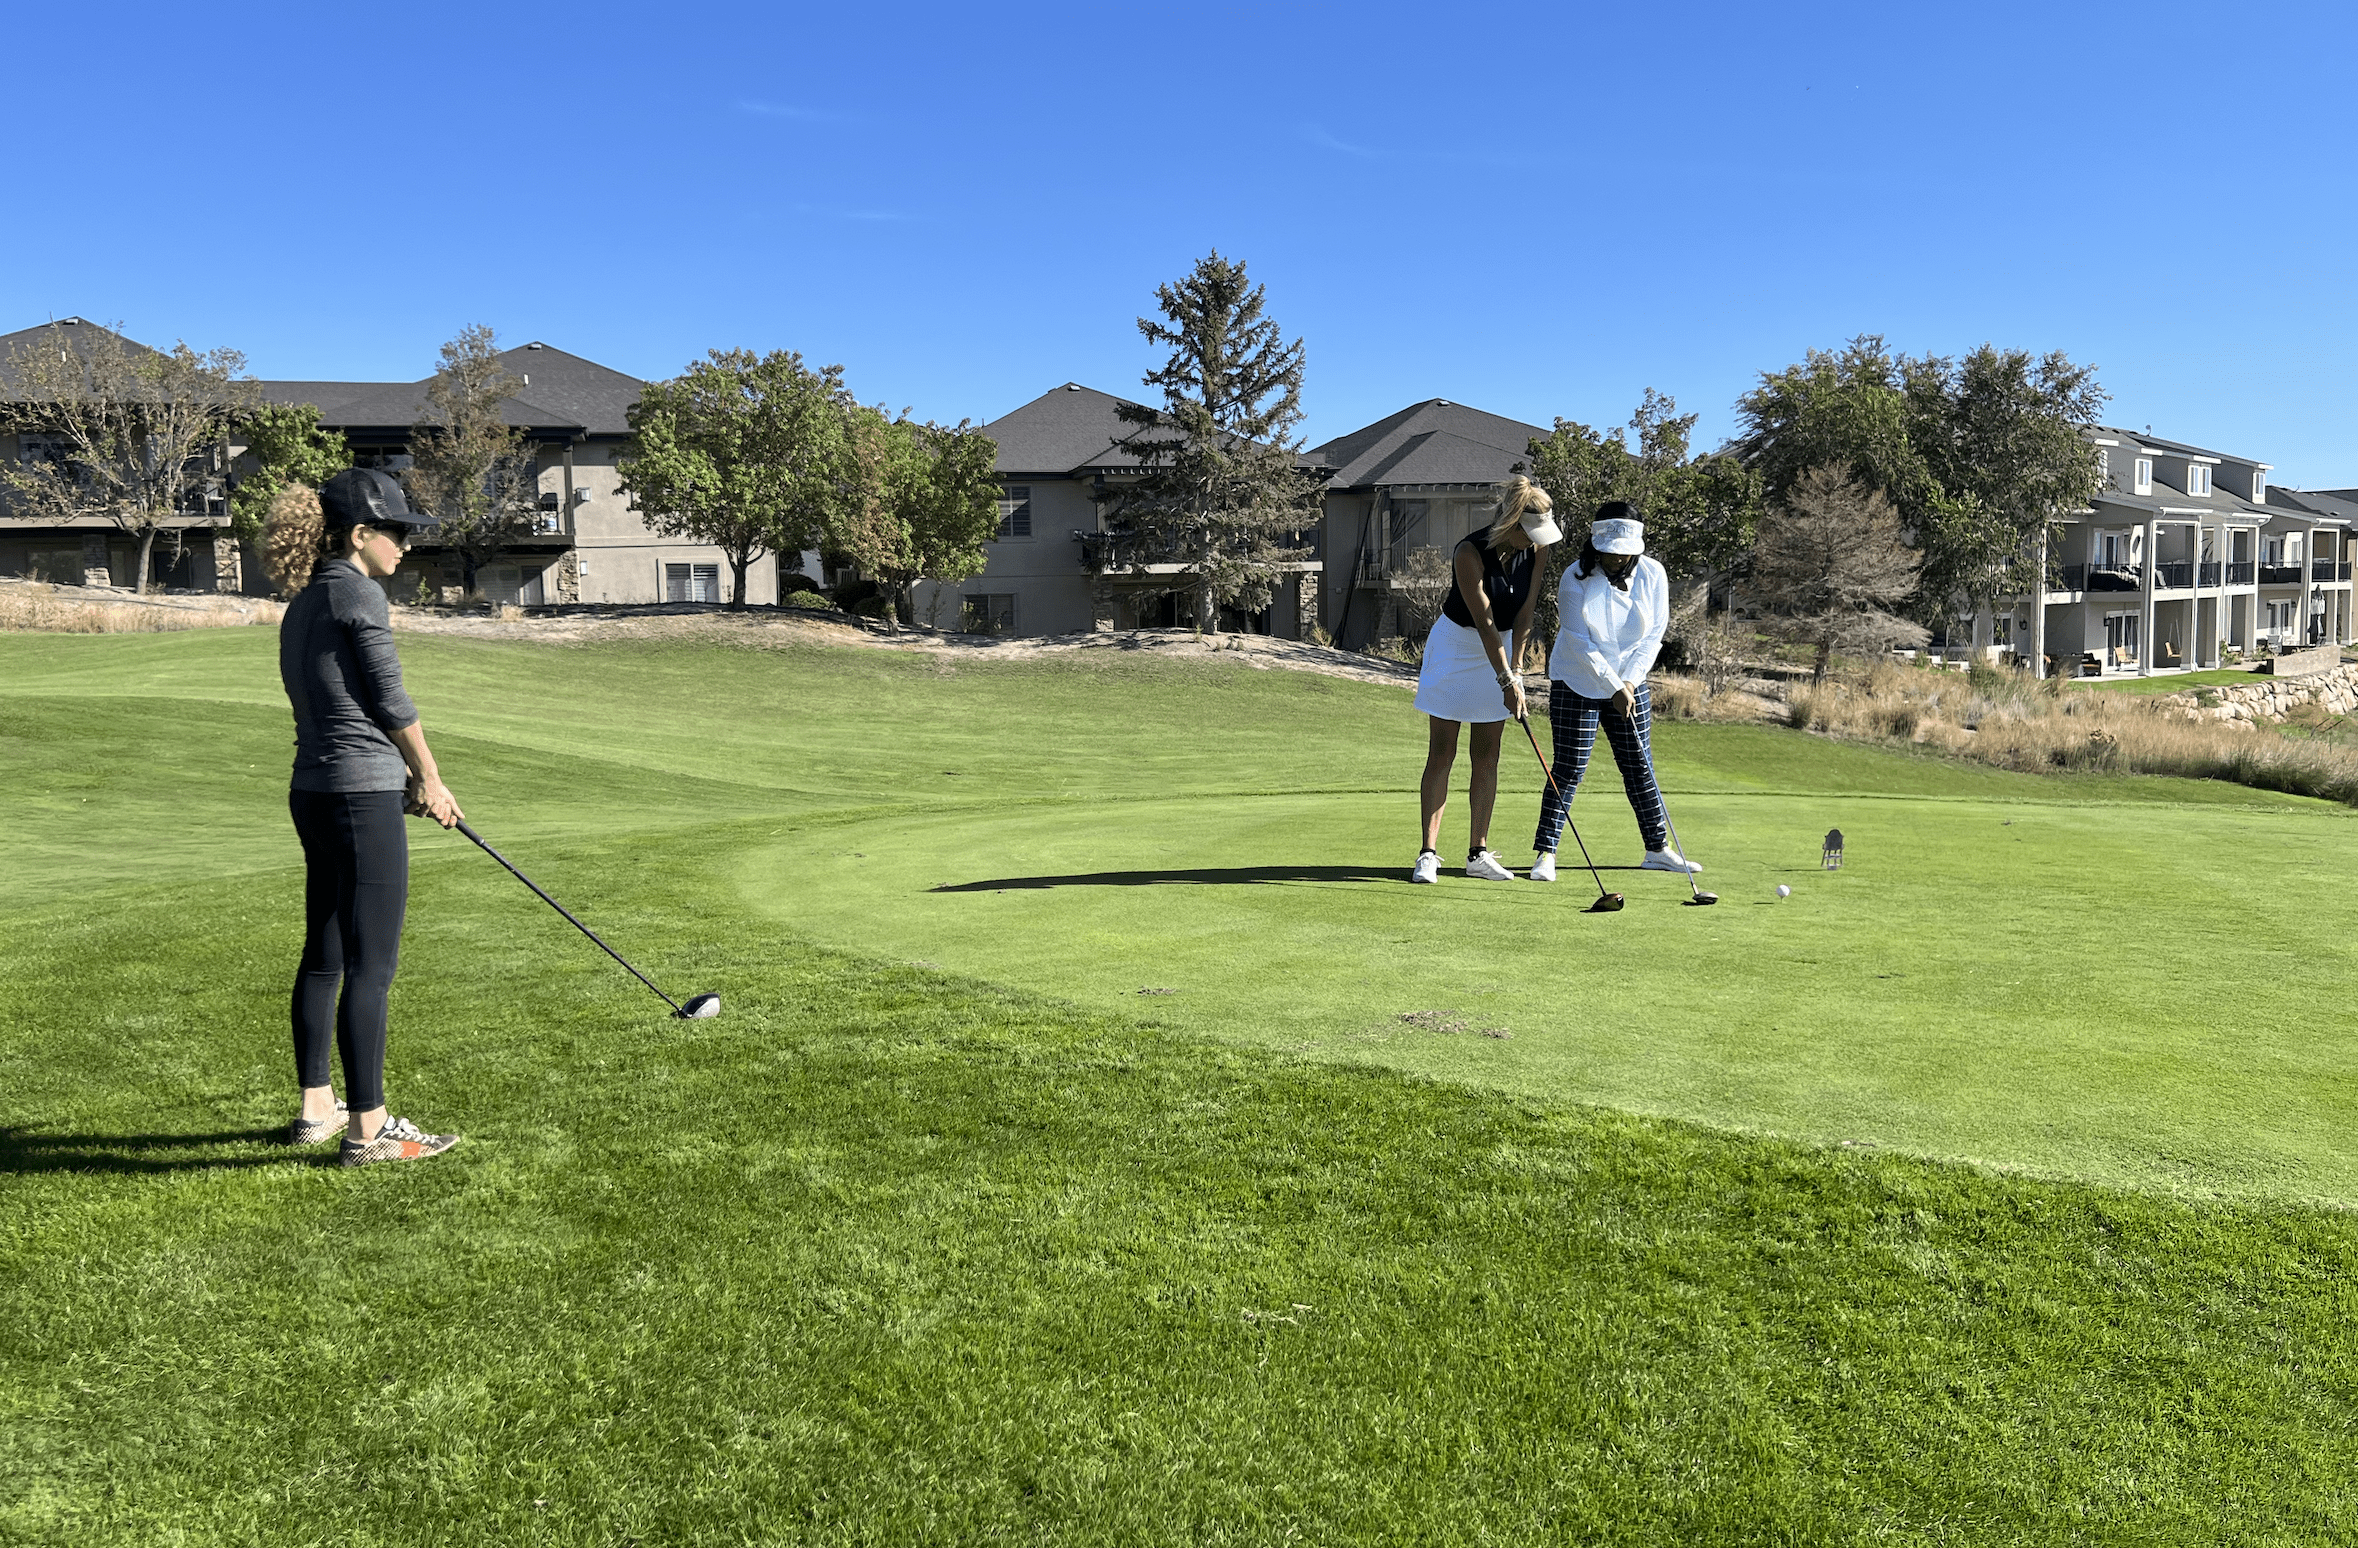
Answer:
[
  {"left": 263, "top": 483, "right": 327, "bottom": 596},
  {"left": 1488, "top": 474, "right": 1552, "bottom": 548}
]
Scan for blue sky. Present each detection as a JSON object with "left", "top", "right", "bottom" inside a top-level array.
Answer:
[{"left": 10, "top": 1, "right": 2355, "bottom": 481}]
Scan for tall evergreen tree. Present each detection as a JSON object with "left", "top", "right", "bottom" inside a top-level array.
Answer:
[{"left": 1103, "top": 251, "right": 1320, "bottom": 633}]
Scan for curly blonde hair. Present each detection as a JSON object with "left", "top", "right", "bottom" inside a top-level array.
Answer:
[
  {"left": 1487, "top": 474, "right": 1552, "bottom": 548},
  {"left": 261, "top": 483, "right": 328, "bottom": 596}
]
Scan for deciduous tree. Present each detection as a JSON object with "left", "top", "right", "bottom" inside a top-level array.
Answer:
[
  {"left": 1527, "top": 389, "right": 1760, "bottom": 645},
  {"left": 837, "top": 409, "right": 1002, "bottom": 628},
  {"left": 406, "top": 325, "right": 542, "bottom": 596},
  {"left": 1103, "top": 252, "right": 1321, "bottom": 633},
  {"left": 618, "top": 348, "right": 854, "bottom": 609},
  {"left": 1747, "top": 465, "right": 1928, "bottom": 681},
  {"left": 0, "top": 320, "right": 259, "bottom": 592},
  {"left": 1901, "top": 345, "right": 2107, "bottom": 609},
  {"left": 231, "top": 402, "right": 349, "bottom": 546}
]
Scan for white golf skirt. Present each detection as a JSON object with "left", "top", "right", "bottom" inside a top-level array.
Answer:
[{"left": 1413, "top": 616, "right": 1511, "bottom": 724}]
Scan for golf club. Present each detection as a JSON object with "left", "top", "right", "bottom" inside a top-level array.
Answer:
[
  {"left": 1517, "top": 713, "right": 1624, "bottom": 912},
  {"left": 1637, "top": 743, "right": 1718, "bottom": 906},
  {"left": 453, "top": 819, "right": 721, "bottom": 1018}
]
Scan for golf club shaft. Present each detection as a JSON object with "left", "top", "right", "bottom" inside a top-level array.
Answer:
[
  {"left": 1638, "top": 744, "right": 1707, "bottom": 902},
  {"left": 1518, "top": 714, "right": 1613, "bottom": 902},
  {"left": 453, "top": 819, "right": 685, "bottom": 1014}
]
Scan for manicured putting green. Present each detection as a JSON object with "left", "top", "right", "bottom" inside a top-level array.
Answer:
[{"left": 740, "top": 783, "right": 2358, "bottom": 1202}]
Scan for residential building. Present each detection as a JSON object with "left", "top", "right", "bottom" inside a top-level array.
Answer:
[
  {"left": 0, "top": 319, "right": 241, "bottom": 591},
  {"left": 919, "top": 386, "right": 1548, "bottom": 643},
  {"left": 1306, "top": 398, "right": 1550, "bottom": 650},
  {"left": 0, "top": 319, "right": 813, "bottom": 605},
  {"left": 1984, "top": 428, "right": 2354, "bottom": 677},
  {"left": 266, "top": 342, "right": 809, "bottom": 607}
]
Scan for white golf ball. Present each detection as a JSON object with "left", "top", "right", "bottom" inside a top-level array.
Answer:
[{"left": 1776, "top": 884, "right": 1791, "bottom": 898}]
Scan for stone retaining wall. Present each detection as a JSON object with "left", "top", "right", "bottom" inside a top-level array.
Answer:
[{"left": 2173, "top": 662, "right": 2358, "bottom": 724}]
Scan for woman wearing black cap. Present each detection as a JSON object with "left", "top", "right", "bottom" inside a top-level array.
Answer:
[{"left": 266, "top": 469, "right": 463, "bottom": 1167}]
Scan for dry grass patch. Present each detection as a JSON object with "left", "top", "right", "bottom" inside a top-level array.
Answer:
[
  {"left": 0, "top": 582, "right": 281, "bottom": 634},
  {"left": 1784, "top": 661, "right": 2358, "bottom": 805}
]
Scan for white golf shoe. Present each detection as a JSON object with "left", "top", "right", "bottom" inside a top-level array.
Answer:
[
  {"left": 1641, "top": 848, "right": 1703, "bottom": 874},
  {"left": 1528, "top": 852, "right": 1557, "bottom": 882},
  {"left": 1410, "top": 850, "right": 1440, "bottom": 884},
  {"left": 1465, "top": 850, "right": 1515, "bottom": 881}
]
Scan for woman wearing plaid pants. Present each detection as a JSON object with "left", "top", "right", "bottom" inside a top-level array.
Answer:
[{"left": 1528, "top": 503, "right": 1701, "bottom": 881}]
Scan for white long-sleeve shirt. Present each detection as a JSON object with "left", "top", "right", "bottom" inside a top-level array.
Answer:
[{"left": 1550, "top": 556, "right": 1669, "bottom": 699}]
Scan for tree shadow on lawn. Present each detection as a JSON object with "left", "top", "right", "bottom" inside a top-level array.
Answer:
[
  {"left": 0, "top": 1125, "right": 304, "bottom": 1176},
  {"left": 933, "top": 863, "right": 1658, "bottom": 891}
]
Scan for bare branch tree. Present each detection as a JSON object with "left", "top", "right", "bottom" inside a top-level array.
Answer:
[
  {"left": 0, "top": 321, "right": 259, "bottom": 592},
  {"left": 1748, "top": 465, "right": 1929, "bottom": 681},
  {"left": 405, "top": 325, "right": 542, "bottom": 597}
]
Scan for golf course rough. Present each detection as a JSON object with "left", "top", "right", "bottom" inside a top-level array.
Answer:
[{"left": 5, "top": 625, "right": 2357, "bottom": 1544}]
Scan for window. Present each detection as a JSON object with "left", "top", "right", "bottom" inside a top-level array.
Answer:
[
  {"left": 2251, "top": 470, "right": 2267, "bottom": 501},
  {"left": 665, "top": 562, "right": 719, "bottom": 603},
  {"left": 2188, "top": 464, "right": 2211, "bottom": 497},
  {"left": 1993, "top": 615, "right": 2013, "bottom": 645},
  {"left": 2134, "top": 458, "right": 2152, "bottom": 495},
  {"left": 25, "top": 547, "right": 87, "bottom": 584},
  {"left": 15, "top": 433, "right": 71, "bottom": 468},
  {"left": 962, "top": 593, "right": 1017, "bottom": 634},
  {"left": 2104, "top": 611, "right": 2140, "bottom": 659},
  {"left": 2264, "top": 536, "right": 2283, "bottom": 564},
  {"left": 477, "top": 566, "right": 522, "bottom": 606},
  {"left": 997, "top": 486, "right": 1032, "bottom": 538}
]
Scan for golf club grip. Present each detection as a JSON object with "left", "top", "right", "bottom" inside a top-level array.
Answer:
[{"left": 453, "top": 820, "right": 683, "bottom": 1013}]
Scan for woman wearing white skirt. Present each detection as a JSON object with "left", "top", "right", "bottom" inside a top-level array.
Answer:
[{"left": 1410, "top": 476, "right": 1560, "bottom": 883}]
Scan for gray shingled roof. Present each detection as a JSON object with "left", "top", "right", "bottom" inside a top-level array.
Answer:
[
  {"left": 1309, "top": 399, "right": 1548, "bottom": 489},
  {"left": 984, "top": 383, "right": 1169, "bottom": 474},
  {"left": 0, "top": 318, "right": 164, "bottom": 393},
  {"left": 2094, "top": 425, "right": 2269, "bottom": 467},
  {"left": 262, "top": 343, "right": 642, "bottom": 436},
  {"left": 2267, "top": 487, "right": 2358, "bottom": 525}
]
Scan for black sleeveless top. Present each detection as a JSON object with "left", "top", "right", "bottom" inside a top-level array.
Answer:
[{"left": 1442, "top": 530, "right": 1537, "bottom": 629}]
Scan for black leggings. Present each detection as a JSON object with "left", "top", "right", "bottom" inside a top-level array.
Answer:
[{"left": 288, "top": 789, "right": 409, "bottom": 1111}]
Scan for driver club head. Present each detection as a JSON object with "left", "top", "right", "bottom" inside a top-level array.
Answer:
[
  {"left": 1684, "top": 892, "right": 1719, "bottom": 907},
  {"left": 1588, "top": 893, "right": 1626, "bottom": 913},
  {"left": 674, "top": 992, "right": 722, "bottom": 1019}
]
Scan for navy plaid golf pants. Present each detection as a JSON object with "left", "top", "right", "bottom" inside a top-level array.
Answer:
[{"left": 1532, "top": 680, "right": 1670, "bottom": 856}]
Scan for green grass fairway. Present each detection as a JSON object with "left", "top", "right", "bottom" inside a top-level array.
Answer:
[{"left": 7, "top": 627, "right": 2358, "bottom": 1543}]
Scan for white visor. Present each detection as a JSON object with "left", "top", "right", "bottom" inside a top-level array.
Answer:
[
  {"left": 1591, "top": 517, "right": 1644, "bottom": 555},
  {"left": 1520, "top": 507, "right": 1563, "bottom": 547}
]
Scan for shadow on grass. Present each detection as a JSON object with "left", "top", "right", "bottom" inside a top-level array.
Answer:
[
  {"left": 935, "top": 865, "right": 1400, "bottom": 892},
  {"left": 935, "top": 862, "right": 1673, "bottom": 892},
  {"left": 0, "top": 1126, "right": 303, "bottom": 1175}
]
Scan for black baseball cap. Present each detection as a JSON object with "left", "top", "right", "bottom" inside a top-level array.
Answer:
[{"left": 320, "top": 467, "right": 440, "bottom": 535}]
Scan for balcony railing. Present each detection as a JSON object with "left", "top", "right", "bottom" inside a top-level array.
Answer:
[
  {"left": 2226, "top": 561, "right": 2255, "bottom": 584},
  {"left": 1078, "top": 527, "right": 1319, "bottom": 574},
  {"left": 2154, "top": 561, "right": 2192, "bottom": 589},
  {"left": 2260, "top": 564, "right": 2304, "bottom": 585},
  {"left": 2198, "top": 561, "right": 2221, "bottom": 586},
  {"left": 2312, "top": 559, "right": 2353, "bottom": 581}
]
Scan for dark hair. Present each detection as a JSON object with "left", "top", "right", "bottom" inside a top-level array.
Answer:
[
  {"left": 1571, "top": 539, "right": 1639, "bottom": 590},
  {"left": 1572, "top": 500, "right": 1641, "bottom": 589}
]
